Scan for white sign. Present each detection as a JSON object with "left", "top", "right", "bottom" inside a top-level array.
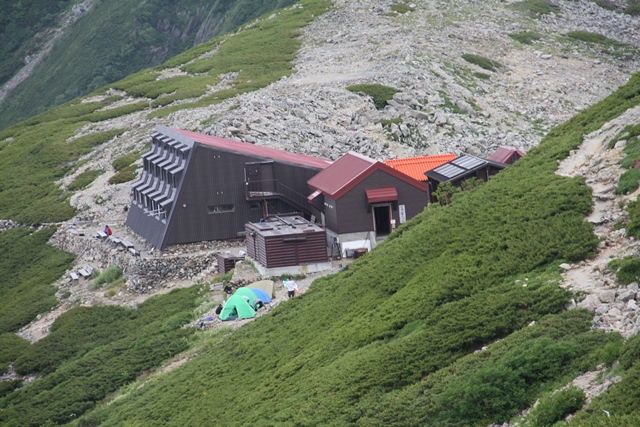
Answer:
[{"left": 399, "top": 204, "right": 406, "bottom": 223}]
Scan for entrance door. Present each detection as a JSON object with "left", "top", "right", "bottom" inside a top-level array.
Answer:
[
  {"left": 373, "top": 205, "right": 392, "bottom": 236},
  {"left": 245, "top": 162, "right": 275, "bottom": 194}
]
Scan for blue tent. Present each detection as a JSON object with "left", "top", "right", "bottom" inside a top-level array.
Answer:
[{"left": 249, "top": 287, "right": 271, "bottom": 303}]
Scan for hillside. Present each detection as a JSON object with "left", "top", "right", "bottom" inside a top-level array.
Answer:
[
  {"left": 0, "top": 0, "right": 298, "bottom": 131},
  {"left": 2, "top": 0, "right": 640, "bottom": 426}
]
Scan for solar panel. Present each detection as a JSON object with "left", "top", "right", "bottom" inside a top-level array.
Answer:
[
  {"left": 435, "top": 164, "right": 465, "bottom": 179},
  {"left": 453, "top": 156, "right": 485, "bottom": 170}
]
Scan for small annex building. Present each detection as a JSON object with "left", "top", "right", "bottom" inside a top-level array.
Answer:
[
  {"left": 307, "top": 151, "right": 428, "bottom": 256},
  {"left": 425, "top": 154, "right": 508, "bottom": 203},
  {"left": 385, "top": 153, "right": 456, "bottom": 182},
  {"left": 126, "top": 125, "right": 332, "bottom": 249},
  {"left": 488, "top": 146, "right": 525, "bottom": 165},
  {"left": 245, "top": 214, "right": 330, "bottom": 276}
]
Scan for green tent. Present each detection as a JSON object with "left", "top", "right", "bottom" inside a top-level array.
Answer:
[
  {"left": 219, "top": 294, "right": 256, "bottom": 321},
  {"left": 234, "top": 287, "right": 258, "bottom": 306}
]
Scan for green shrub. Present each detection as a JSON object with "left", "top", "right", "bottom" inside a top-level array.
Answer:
[
  {"left": 0, "top": 380, "right": 22, "bottom": 399},
  {"left": 70, "top": 129, "right": 126, "bottom": 155},
  {"left": 620, "top": 333, "right": 640, "bottom": 369},
  {"left": 109, "top": 165, "right": 137, "bottom": 184},
  {"left": 608, "top": 256, "right": 640, "bottom": 284},
  {"left": 346, "top": 84, "right": 399, "bottom": 109},
  {"left": 615, "top": 169, "right": 640, "bottom": 195},
  {"left": 510, "top": 0, "right": 561, "bottom": 17},
  {"left": 530, "top": 386, "right": 586, "bottom": 427},
  {"left": 68, "top": 169, "right": 103, "bottom": 191},
  {"left": 112, "top": 152, "right": 138, "bottom": 172},
  {"left": 90, "top": 266, "right": 123, "bottom": 290},
  {"left": 567, "top": 31, "right": 624, "bottom": 47},
  {"left": 509, "top": 31, "right": 542, "bottom": 44},
  {"left": 0, "top": 227, "right": 74, "bottom": 334},
  {"left": 378, "top": 118, "right": 404, "bottom": 127},
  {"left": 628, "top": 0, "right": 640, "bottom": 15},
  {"left": 390, "top": 3, "right": 413, "bottom": 14},
  {"left": 0, "top": 333, "right": 30, "bottom": 374},
  {"left": 473, "top": 71, "right": 491, "bottom": 80},
  {"left": 462, "top": 54, "right": 502, "bottom": 72}
]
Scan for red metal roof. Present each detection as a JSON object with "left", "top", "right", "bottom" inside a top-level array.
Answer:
[
  {"left": 488, "top": 146, "right": 525, "bottom": 164},
  {"left": 169, "top": 127, "right": 332, "bottom": 169},
  {"left": 308, "top": 151, "right": 427, "bottom": 199},
  {"left": 366, "top": 187, "right": 398, "bottom": 203},
  {"left": 385, "top": 154, "right": 456, "bottom": 181}
]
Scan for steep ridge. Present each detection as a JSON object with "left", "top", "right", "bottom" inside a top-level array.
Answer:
[{"left": 0, "top": 0, "right": 298, "bottom": 131}]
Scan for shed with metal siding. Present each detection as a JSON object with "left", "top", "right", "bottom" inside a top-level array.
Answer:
[{"left": 245, "top": 215, "right": 327, "bottom": 268}]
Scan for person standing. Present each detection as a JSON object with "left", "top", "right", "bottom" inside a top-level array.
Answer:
[{"left": 284, "top": 277, "right": 298, "bottom": 298}]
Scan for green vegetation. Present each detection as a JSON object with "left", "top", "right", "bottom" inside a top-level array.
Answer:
[
  {"left": 509, "top": 31, "right": 542, "bottom": 45},
  {"left": 462, "top": 53, "right": 502, "bottom": 72},
  {"left": 608, "top": 256, "right": 640, "bottom": 285},
  {"left": 439, "top": 90, "right": 466, "bottom": 114},
  {"left": 565, "top": 30, "right": 636, "bottom": 59},
  {"left": 0, "top": 0, "right": 75, "bottom": 87},
  {"left": 0, "top": 334, "right": 30, "bottom": 374},
  {"left": 67, "top": 169, "right": 103, "bottom": 192},
  {"left": 90, "top": 266, "right": 124, "bottom": 290},
  {"left": 613, "top": 135, "right": 640, "bottom": 195},
  {"left": 0, "top": 227, "right": 74, "bottom": 334},
  {"left": 390, "top": 3, "right": 413, "bottom": 14},
  {"left": 473, "top": 71, "right": 492, "bottom": 80},
  {"left": 0, "top": 0, "right": 299, "bottom": 131},
  {"left": 0, "top": 286, "right": 205, "bottom": 426},
  {"left": 509, "top": 0, "right": 561, "bottom": 17},
  {"left": 347, "top": 84, "right": 400, "bottom": 109},
  {"left": 529, "top": 386, "right": 586, "bottom": 426},
  {"left": 109, "top": 152, "right": 140, "bottom": 185},
  {"left": 566, "top": 30, "right": 624, "bottom": 47},
  {"left": 629, "top": 0, "right": 640, "bottom": 15}
]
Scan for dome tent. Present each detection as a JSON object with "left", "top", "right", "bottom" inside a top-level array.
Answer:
[
  {"left": 219, "top": 294, "right": 256, "bottom": 321},
  {"left": 249, "top": 287, "right": 271, "bottom": 303}
]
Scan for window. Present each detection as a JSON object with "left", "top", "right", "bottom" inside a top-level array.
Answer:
[{"left": 208, "top": 204, "right": 235, "bottom": 214}]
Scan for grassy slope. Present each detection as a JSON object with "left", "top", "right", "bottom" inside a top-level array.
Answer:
[
  {"left": 0, "top": 227, "right": 75, "bottom": 334},
  {"left": 0, "top": 0, "right": 298, "bottom": 131},
  {"left": 62, "top": 75, "right": 640, "bottom": 426}
]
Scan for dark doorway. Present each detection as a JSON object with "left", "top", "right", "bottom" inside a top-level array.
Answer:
[
  {"left": 245, "top": 161, "right": 275, "bottom": 194},
  {"left": 373, "top": 205, "right": 391, "bottom": 235}
]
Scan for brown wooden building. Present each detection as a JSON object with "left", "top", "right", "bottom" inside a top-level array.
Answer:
[
  {"left": 126, "top": 125, "right": 332, "bottom": 249},
  {"left": 307, "top": 151, "right": 428, "bottom": 256},
  {"left": 488, "top": 146, "right": 525, "bottom": 165},
  {"left": 425, "top": 154, "right": 507, "bottom": 203},
  {"left": 245, "top": 215, "right": 330, "bottom": 275}
]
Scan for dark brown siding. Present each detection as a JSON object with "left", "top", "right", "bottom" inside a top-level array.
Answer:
[
  {"left": 263, "top": 231, "right": 326, "bottom": 267},
  {"left": 323, "top": 197, "right": 339, "bottom": 232},
  {"left": 334, "top": 169, "right": 427, "bottom": 234},
  {"left": 161, "top": 145, "right": 322, "bottom": 247}
]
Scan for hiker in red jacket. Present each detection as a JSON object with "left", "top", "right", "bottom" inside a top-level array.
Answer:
[{"left": 104, "top": 225, "right": 112, "bottom": 236}]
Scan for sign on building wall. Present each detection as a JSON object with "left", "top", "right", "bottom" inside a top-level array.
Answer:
[{"left": 399, "top": 204, "right": 406, "bottom": 223}]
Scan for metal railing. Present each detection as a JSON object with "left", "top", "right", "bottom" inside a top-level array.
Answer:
[{"left": 245, "top": 179, "right": 310, "bottom": 213}]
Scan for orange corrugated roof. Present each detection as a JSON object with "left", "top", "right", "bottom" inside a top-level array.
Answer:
[{"left": 385, "top": 154, "right": 456, "bottom": 181}]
